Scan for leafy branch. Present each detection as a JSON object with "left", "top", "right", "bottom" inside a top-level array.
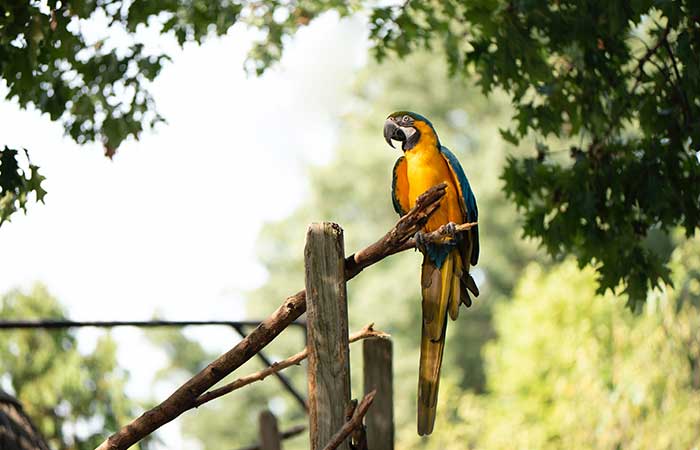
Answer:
[{"left": 0, "top": 147, "right": 46, "bottom": 225}]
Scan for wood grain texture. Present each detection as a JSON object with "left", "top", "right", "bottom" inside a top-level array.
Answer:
[
  {"left": 305, "top": 222, "right": 352, "bottom": 450},
  {"left": 363, "top": 338, "right": 394, "bottom": 450},
  {"left": 258, "top": 410, "right": 281, "bottom": 450}
]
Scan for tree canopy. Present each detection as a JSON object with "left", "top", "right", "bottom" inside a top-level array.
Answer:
[{"left": 1, "top": 2, "right": 698, "bottom": 298}]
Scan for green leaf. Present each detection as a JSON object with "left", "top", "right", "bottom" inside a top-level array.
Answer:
[{"left": 499, "top": 128, "right": 520, "bottom": 145}]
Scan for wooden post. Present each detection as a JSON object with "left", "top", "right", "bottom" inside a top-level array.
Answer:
[
  {"left": 305, "top": 222, "right": 352, "bottom": 450},
  {"left": 363, "top": 338, "right": 394, "bottom": 450},
  {"left": 258, "top": 410, "right": 281, "bottom": 450}
]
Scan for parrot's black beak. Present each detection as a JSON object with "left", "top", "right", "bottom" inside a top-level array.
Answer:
[{"left": 384, "top": 118, "right": 406, "bottom": 149}]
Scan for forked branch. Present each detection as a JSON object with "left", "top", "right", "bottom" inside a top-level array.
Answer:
[{"left": 194, "top": 324, "right": 389, "bottom": 407}]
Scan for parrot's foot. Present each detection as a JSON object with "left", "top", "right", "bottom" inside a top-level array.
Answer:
[
  {"left": 443, "top": 222, "right": 458, "bottom": 239},
  {"left": 436, "top": 222, "right": 458, "bottom": 243},
  {"left": 414, "top": 231, "right": 429, "bottom": 254}
]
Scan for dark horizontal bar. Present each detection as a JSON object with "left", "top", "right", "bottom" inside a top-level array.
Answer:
[{"left": 0, "top": 319, "right": 307, "bottom": 330}]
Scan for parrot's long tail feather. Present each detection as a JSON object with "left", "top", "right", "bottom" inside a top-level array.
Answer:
[
  {"left": 418, "top": 250, "right": 459, "bottom": 435},
  {"left": 417, "top": 318, "right": 447, "bottom": 435}
]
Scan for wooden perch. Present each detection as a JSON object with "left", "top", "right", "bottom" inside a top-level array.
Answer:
[
  {"left": 97, "top": 182, "right": 472, "bottom": 450},
  {"left": 321, "top": 391, "right": 376, "bottom": 450},
  {"left": 306, "top": 222, "right": 352, "bottom": 450},
  {"left": 363, "top": 338, "right": 393, "bottom": 450},
  {"left": 194, "top": 324, "right": 388, "bottom": 408}
]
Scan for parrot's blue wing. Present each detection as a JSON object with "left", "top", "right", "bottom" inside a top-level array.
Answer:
[
  {"left": 392, "top": 156, "right": 410, "bottom": 216},
  {"left": 439, "top": 146, "right": 479, "bottom": 265}
]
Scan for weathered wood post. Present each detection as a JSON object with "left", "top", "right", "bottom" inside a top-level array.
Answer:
[
  {"left": 304, "top": 222, "right": 352, "bottom": 450},
  {"left": 363, "top": 338, "right": 394, "bottom": 450},
  {"left": 258, "top": 410, "right": 282, "bottom": 450}
]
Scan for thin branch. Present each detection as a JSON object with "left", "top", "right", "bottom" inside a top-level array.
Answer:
[
  {"left": 628, "top": 34, "right": 669, "bottom": 76},
  {"left": 628, "top": 23, "right": 671, "bottom": 103},
  {"left": 194, "top": 324, "right": 389, "bottom": 408},
  {"left": 591, "top": 23, "right": 671, "bottom": 154},
  {"left": 662, "top": 39, "right": 682, "bottom": 82},
  {"left": 321, "top": 391, "right": 376, "bottom": 450},
  {"left": 232, "top": 424, "right": 306, "bottom": 450},
  {"left": 661, "top": 37, "right": 693, "bottom": 127},
  {"left": 344, "top": 399, "right": 367, "bottom": 450},
  {"left": 229, "top": 323, "right": 308, "bottom": 412},
  {"left": 96, "top": 182, "right": 448, "bottom": 450}
]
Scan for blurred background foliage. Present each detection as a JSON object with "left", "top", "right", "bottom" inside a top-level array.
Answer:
[
  {"left": 403, "top": 236, "right": 700, "bottom": 450},
  {"left": 0, "top": 284, "right": 151, "bottom": 450}
]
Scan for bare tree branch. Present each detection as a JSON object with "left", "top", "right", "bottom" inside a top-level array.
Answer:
[
  {"left": 96, "top": 183, "right": 455, "bottom": 450},
  {"left": 321, "top": 391, "right": 376, "bottom": 450},
  {"left": 194, "top": 324, "right": 389, "bottom": 407}
]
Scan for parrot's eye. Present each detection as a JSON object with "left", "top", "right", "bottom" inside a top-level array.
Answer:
[{"left": 403, "top": 115, "right": 410, "bottom": 123}]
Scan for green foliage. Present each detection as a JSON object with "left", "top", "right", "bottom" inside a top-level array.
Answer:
[
  {"left": 0, "top": 0, "right": 358, "bottom": 223},
  {"left": 2, "top": 2, "right": 696, "bottom": 304},
  {"left": 0, "top": 0, "right": 356, "bottom": 158},
  {"left": 366, "top": 0, "right": 700, "bottom": 305},
  {"left": 1, "top": 1, "right": 169, "bottom": 151},
  {"left": 0, "top": 284, "right": 146, "bottom": 450},
  {"left": 409, "top": 238, "right": 700, "bottom": 450},
  {"left": 0, "top": 146, "right": 46, "bottom": 225}
]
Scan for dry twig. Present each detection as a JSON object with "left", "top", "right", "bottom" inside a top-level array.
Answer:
[
  {"left": 194, "top": 324, "right": 388, "bottom": 407},
  {"left": 321, "top": 391, "right": 376, "bottom": 450}
]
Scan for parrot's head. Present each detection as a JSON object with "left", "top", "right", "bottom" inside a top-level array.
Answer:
[{"left": 384, "top": 111, "right": 439, "bottom": 151}]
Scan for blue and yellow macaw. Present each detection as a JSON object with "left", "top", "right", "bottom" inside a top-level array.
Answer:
[{"left": 384, "top": 111, "right": 480, "bottom": 435}]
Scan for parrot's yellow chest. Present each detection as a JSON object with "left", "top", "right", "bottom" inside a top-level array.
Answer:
[{"left": 404, "top": 136, "right": 463, "bottom": 232}]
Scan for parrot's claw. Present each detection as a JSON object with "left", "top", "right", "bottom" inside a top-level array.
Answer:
[
  {"left": 414, "top": 231, "right": 428, "bottom": 254},
  {"left": 444, "top": 222, "right": 458, "bottom": 238}
]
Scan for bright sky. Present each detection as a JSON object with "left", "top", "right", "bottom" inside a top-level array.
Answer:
[{"left": 0, "top": 13, "right": 368, "bottom": 448}]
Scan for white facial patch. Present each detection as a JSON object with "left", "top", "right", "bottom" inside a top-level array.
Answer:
[{"left": 400, "top": 126, "right": 417, "bottom": 139}]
